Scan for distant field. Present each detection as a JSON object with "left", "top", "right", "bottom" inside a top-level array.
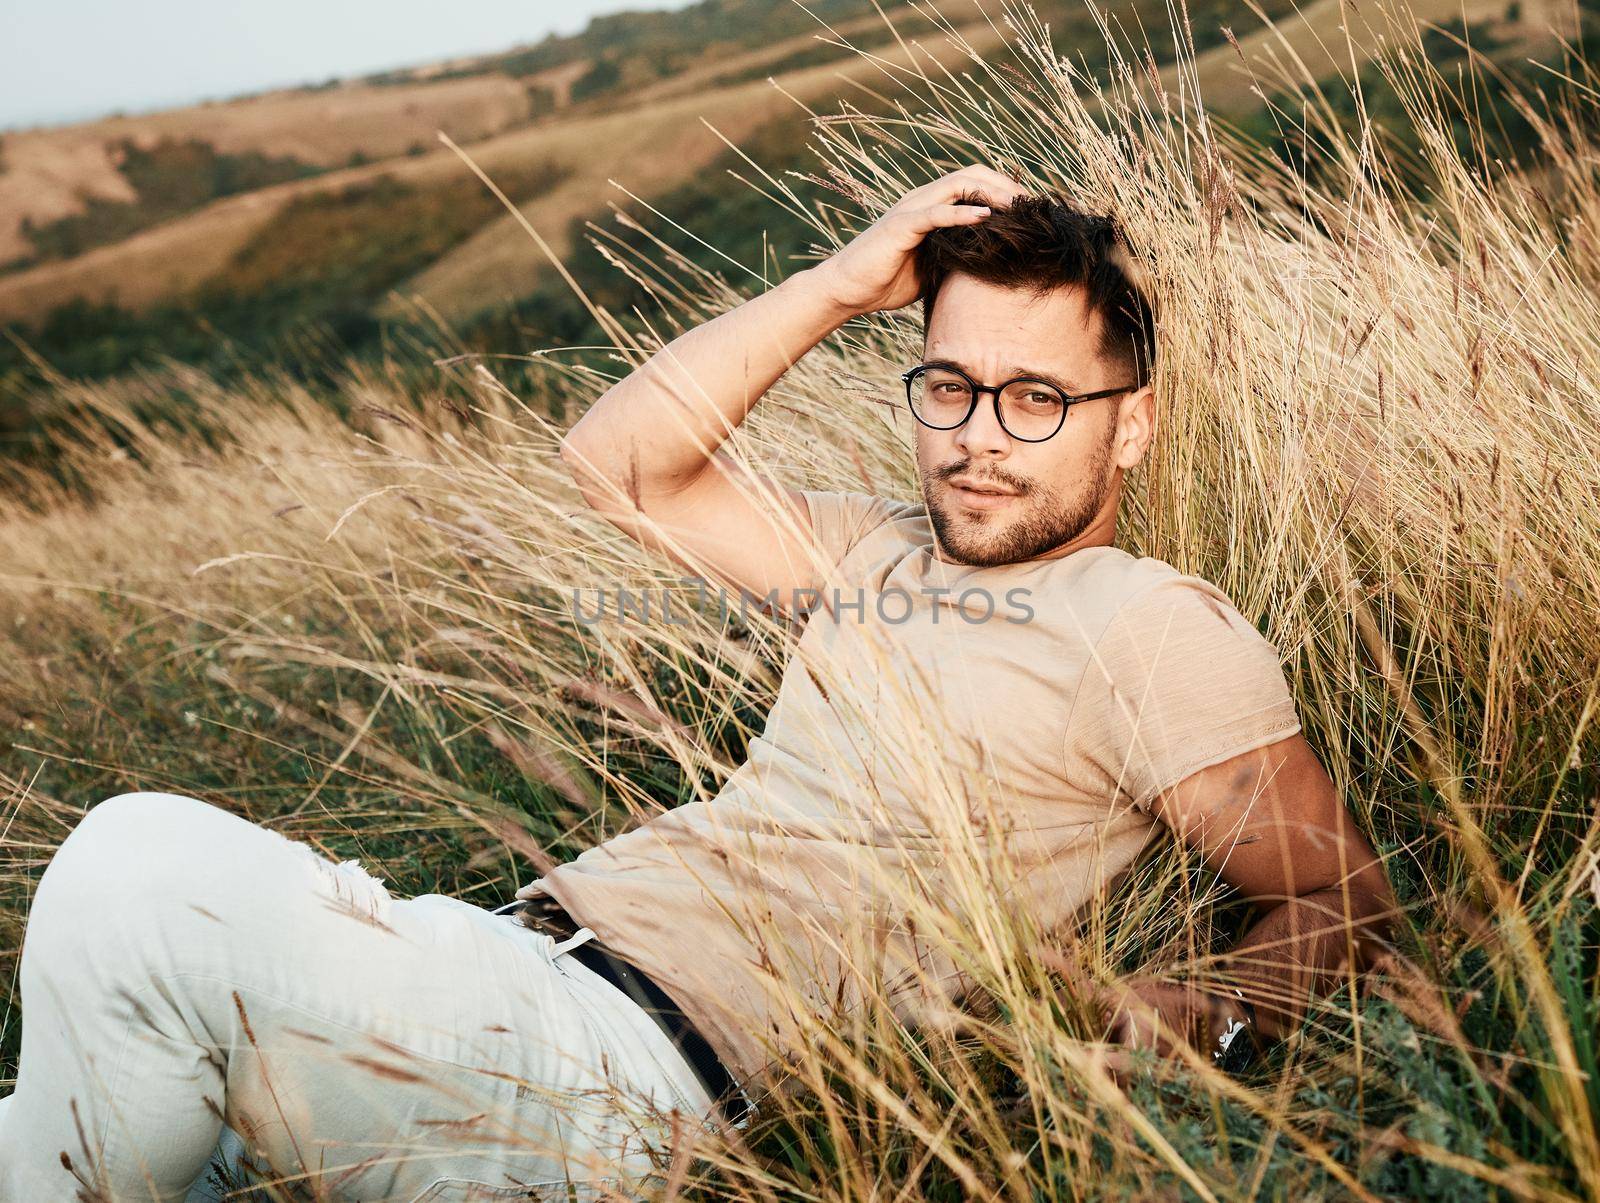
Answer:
[
  {"left": 0, "top": 0, "right": 998, "bottom": 315},
  {"left": 0, "top": 10, "right": 1015, "bottom": 326},
  {"left": 1169, "top": 0, "right": 1572, "bottom": 113},
  {"left": 0, "top": 75, "right": 536, "bottom": 265},
  {"left": 0, "top": 0, "right": 1576, "bottom": 339}
]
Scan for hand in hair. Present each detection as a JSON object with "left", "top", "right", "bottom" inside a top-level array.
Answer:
[{"left": 811, "top": 163, "right": 1029, "bottom": 318}]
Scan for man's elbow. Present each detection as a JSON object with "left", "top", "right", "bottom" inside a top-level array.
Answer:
[
  {"left": 1345, "top": 875, "right": 1400, "bottom": 967},
  {"left": 1289, "top": 870, "right": 1396, "bottom": 967},
  {"left": 557, "top": 427, "right": 592, "bottom": 473},
  {"left": 556, "top": 433, "right": 589, "bottom": 495},
  {"left": 557, "top": 429, "right": 615, "bottom": 504}
]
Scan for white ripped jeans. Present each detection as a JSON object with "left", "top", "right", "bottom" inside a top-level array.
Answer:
[{"left": 0, "top": 792, "right": 722, "bottom": 1201}]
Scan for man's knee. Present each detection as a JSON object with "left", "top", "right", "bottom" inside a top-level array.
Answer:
[
  {"left": 26, "top": 790, "right": 396, "bottom": 983},
  {"left": 30, "top": 791, "right": 231, "bottom": 936}
]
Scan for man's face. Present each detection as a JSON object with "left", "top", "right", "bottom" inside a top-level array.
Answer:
[{"left": 914, "top": 272, "right": 1152, "bottom": 567}]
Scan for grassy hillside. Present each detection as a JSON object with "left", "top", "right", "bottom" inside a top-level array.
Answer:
[
  {"left": 5, "top": 138, "right": 324, "bottom": 272},
  {"left": 0, "top": 0, "right": 1019, "bottom": 326},
  {"left": 0, "top": 74, "right": 536, "bottom": 266},
  {"left": 0, "top": 0, "right": 1587, "bottom": 486},
  {"left": 0, "top": 0, "right": 1011, "bottom": 298},
  {"left": 2, "top": 0, "right": 1563, "bottom": 328},
  {"left": 14, "top": 0, "right": 1399, "bottom": 328}
]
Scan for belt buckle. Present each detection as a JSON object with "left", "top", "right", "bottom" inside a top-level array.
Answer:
[{"left": 717, "top": 1084, "right": 759, "bottom": 1132}]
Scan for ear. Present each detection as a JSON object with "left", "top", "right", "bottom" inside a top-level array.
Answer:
[{"left": 1113, "top": 383, "right": 1156, "bottom": 470}]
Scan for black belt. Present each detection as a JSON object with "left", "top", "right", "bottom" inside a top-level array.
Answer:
[{"left": 493, "top": 893, "right": 755, "bottom": 1130}]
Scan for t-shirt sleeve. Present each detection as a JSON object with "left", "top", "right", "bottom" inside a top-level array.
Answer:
[
  {"left": 1067, "top": 576, "right": 1303, "bottom": 812},
  {"left": 798, "top": 488, "right": 904, "bottom": 572}
]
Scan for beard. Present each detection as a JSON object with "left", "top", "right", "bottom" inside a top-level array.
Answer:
[{"left": 923, "top": 418, "right": 1117, "bottom": 567}]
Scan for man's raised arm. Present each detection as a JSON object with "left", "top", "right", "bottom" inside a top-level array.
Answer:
[
  {"left": 558, "top": 265, "right": 855, "bottom": 608},
  {"left": 556, "top": 164, "right": 1028, "bottom": 610}
]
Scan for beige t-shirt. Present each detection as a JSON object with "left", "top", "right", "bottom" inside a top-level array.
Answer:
[{"left": 527, "top": 489, "right": 1302, "bottom": 1092}]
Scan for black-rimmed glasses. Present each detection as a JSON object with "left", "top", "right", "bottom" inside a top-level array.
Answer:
[{"left": 899, "top": 363, "right": 1137, "bottom": 442}]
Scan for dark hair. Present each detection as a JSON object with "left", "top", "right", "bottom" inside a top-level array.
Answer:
[{"left": 912, "top": 192, "right": 1155, "bottom": 388}]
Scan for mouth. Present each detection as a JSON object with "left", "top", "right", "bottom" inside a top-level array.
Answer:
[{"left": 948, "top": 476, "right": 1020, "bottom": 510}]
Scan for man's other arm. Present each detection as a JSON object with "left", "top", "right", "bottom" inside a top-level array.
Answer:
[
  {"left": 1113, "top": 734, "right": 1399, "bottom": 1051},
  {"left": 557, "top": 266, "right": 855, "bottom": 610},
  {"left": 1079, "top": 581, "right": 1398, "bottom": 1058}
]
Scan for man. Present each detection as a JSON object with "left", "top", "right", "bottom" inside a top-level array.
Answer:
[{"left": 0, "top": 166, "right": 1394, "bottom": 1201}]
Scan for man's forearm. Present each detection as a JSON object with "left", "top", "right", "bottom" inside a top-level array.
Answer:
[
  {"left": 560, "top": 265, "right": 856, "bottom": 498},
  {"left": 1219, "top": 887, "right": 1393, "bottom": 1040}
]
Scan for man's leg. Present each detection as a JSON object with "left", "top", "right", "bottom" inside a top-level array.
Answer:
[{"left": 0, "top": 791, "right": 714, "bottom": 1201}]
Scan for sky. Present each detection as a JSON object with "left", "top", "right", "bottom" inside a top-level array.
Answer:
[{"left": 0, "top": 0, "right": 698, "bottom": 132}]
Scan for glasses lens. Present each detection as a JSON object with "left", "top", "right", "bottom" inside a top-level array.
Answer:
[
  {"left": 907, "top": 367, "right": 974, "bottom": 429},
  {"left": 999, "top": 381, "right": 1066, "bottom": 440}
]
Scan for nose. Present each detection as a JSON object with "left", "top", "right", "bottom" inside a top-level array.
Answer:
[{"left": 954, "top": 389, "right": 1012, "bottom": 458}]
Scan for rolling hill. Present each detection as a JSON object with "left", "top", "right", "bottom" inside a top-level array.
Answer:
[{"left": 0, "top": 0, "right": 1582, "bottom": 415}]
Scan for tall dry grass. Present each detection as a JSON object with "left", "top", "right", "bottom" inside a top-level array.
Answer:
[{"left": 4, "top": 0, "right": 1600, "bottom": 1198}]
